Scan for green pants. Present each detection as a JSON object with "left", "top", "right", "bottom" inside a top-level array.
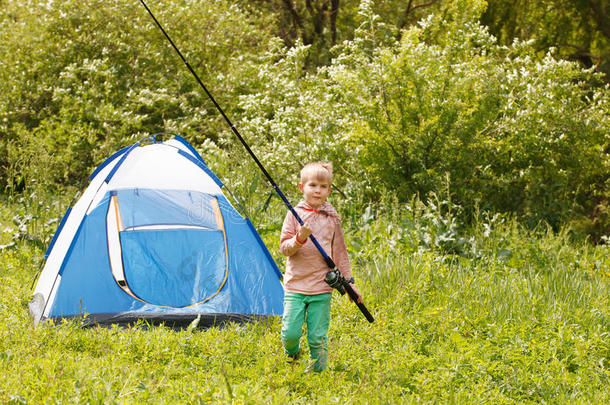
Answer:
[{"left": 281, "top": 292, "right": 332, "bottom": 372}]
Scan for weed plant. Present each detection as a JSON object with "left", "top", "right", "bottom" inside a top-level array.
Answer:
[{"left": 1, "top": 193, "right": 609, "bottom": 403}]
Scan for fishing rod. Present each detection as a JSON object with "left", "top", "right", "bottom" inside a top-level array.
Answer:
[{"left": 138, "top": 0, "right": 373, "bottom": 323}]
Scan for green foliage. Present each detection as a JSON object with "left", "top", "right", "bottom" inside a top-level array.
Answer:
[
  {"left": 482, "top": 0, "right": 610, "bottom": 80},
  {"left": 343, "top": 2, "right": 608, "bottom": 227},
  {"left": 1, "top": 193, "right": 609, "bottom": 403},
  {"left": 240, "top": 0, "right": 445, "bottom": 68},
  {"left": 0, "top": 0, "right": 608, "bottom": 236},
  {"left": 232, "top": 0, "right": 610, "bottom": 235},
  {"left": 0, "top": 0, "right": 273, "bottom": 192},
  {"left": 0, "top": 192, "right": 71, "bottom": 254}
]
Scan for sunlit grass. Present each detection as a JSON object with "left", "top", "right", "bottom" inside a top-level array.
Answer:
[{"left": 0, "top": 195, "right": 609, "bottom": 403}]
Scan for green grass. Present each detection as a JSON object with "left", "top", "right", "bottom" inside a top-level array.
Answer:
[{"left": 1, "top": 194, "right": 609, "bottom": 403}]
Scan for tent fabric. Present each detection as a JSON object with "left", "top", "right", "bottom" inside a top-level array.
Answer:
[{"left": 29, "top": 136, "right": 284, "bottom": 327}]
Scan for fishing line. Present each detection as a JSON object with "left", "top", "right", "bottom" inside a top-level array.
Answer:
[{"left": 138, "top": 0, "right": 373, "bottom": 322}]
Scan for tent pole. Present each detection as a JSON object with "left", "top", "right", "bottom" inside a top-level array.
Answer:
[{"left": 138, "top": 0, "right": 373, "bottom": 323}]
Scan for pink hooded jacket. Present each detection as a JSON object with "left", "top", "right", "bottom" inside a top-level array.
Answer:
[{"left": 280, "top": 201, "right": 352, "bottom": 294}]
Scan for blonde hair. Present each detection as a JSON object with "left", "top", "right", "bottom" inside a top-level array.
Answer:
[{"left": 300, "top": 161, "right": 333, "bottom": 184}]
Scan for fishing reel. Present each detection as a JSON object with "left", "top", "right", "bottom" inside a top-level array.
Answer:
[
  {"left": 325, "top": 269, "right": 374, "bottom": 323},
  {"left": 324, "top": 269, "right": 354, "bottom": 295}
]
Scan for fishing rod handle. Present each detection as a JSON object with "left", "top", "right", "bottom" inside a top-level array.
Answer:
[{"left": 345, "top": 283, "right": 375, "bottom": 323}]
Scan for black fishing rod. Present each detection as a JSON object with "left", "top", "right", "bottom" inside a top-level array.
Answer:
[{"left": 138, "top": 0, "right": 373, "bottom": 323}]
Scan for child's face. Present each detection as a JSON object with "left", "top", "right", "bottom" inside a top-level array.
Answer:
[{"left": 299, "top": 178, "right": 331, "bottom": 208}]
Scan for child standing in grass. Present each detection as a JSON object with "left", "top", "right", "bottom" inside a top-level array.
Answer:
[{"left": 280, "top": 161, "right": 362, "bottom": 372}]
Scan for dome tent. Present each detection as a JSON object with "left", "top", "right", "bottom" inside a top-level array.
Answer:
[{"left": 29, "top": 135, "right": 284, "bottom": 327}]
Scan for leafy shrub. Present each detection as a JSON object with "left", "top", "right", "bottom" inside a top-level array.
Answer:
[
  {"left": 335, "top": 1, "right": 608, "bottom": 229},
  {"left": 234, "top": 0, "right": 610, "bottom": 235},
  {"left": 0, "top": 0, "right": 274, "bottom": 192},
  {"left": 1, "top": 0, "right": 608, "bottom": 238}
]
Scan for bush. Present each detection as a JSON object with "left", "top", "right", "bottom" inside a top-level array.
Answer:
[
  {"left": 235, "top": 0, "right": 610, "bottom": 235},
  {"left": 0, "top": 0, "right": 274, "bottom": 192},
  {"left": 1, "top": 0, "right": 608, "bottom": 237}
]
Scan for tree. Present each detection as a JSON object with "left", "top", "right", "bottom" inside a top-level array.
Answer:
[
  {"left": 481, "top": 0, "right": 610, "bottom": 80},
  {"left": 239, "top": 0, "right": 355, "bottom": 66},
  {"left": 241, "top": 0, "right": 443, "bottom": 67}
]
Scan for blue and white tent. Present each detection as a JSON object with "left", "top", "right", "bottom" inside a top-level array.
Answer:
[{"left": 29, "top": 135, "right": 284, "bottom": 327}]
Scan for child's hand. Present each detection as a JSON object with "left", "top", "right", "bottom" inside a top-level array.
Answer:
[
  {"left": 349, "top": 284, "right": 363, "bottom": 304},
  {"left": 297, "top": 223, "right": 313, "bottom": 242}
]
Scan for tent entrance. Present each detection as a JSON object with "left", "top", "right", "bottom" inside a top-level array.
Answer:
[{"left": 106, "top": 189, "right": 228, "bottom": 308}]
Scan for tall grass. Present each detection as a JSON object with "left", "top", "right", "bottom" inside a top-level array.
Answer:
[{"left": 1, "top": 193, "right": 609, "bottom": 403}]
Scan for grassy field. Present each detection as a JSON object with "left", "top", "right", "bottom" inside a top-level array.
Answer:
[{"left": 1, "top": 194, "right": 609, "bottom": 403}]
